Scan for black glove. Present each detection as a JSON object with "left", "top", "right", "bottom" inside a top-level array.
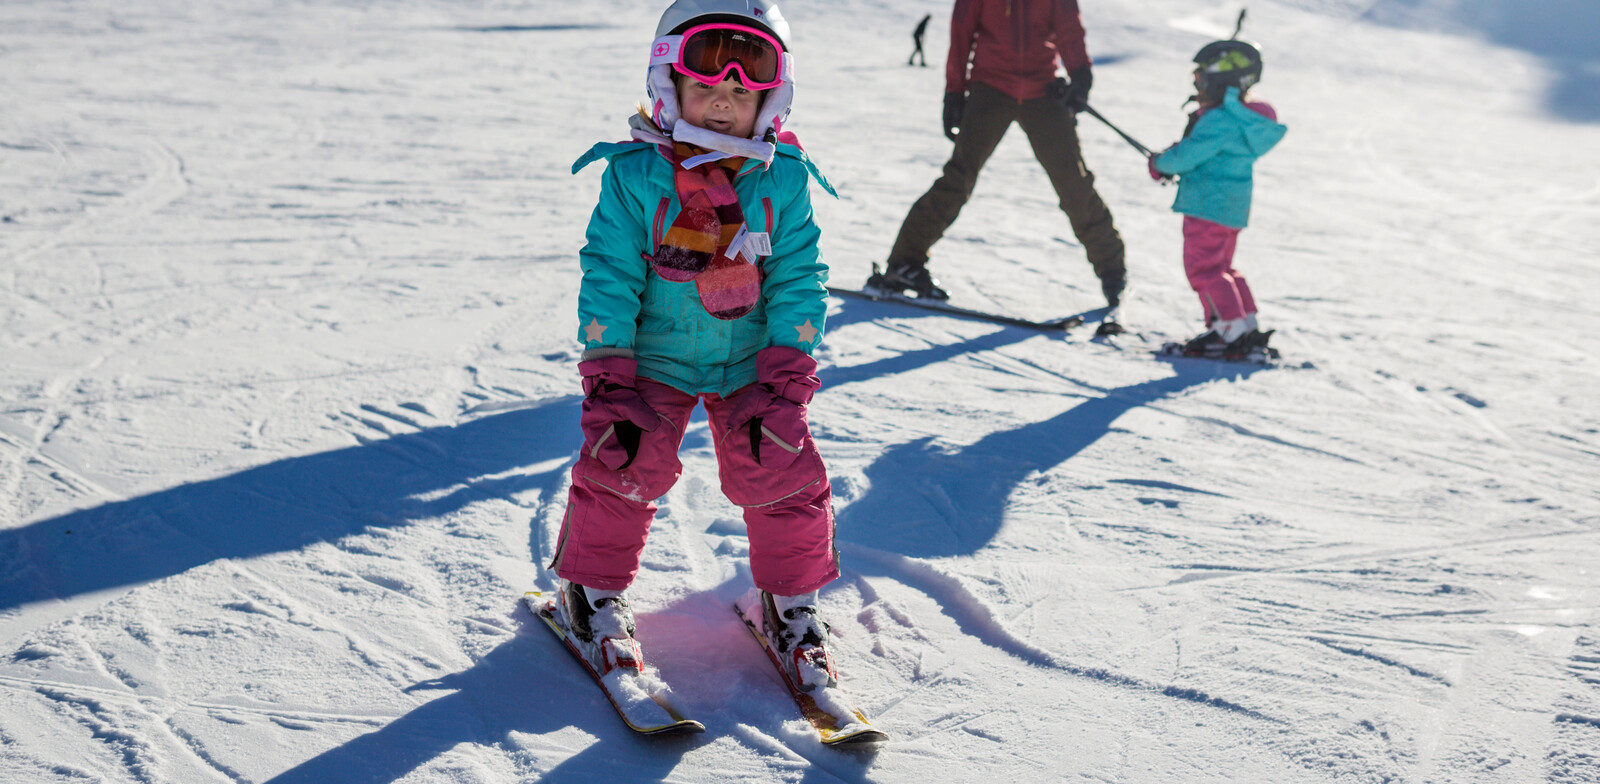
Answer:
[
  {"left": 942, "top": 92, "right": 965, "bottom": 142},
  {"left": 1050, "top": 67, "right": 1093, "bottom": 112}
]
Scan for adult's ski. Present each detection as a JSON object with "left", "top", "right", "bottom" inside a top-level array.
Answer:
[
  {"left": 522, "top": 592, "right": 704, "bottom": 735},
  {"left": 827, "top": 286, "right": 1084, "bottom": 332},
  {"left": 733, "top": 592, "right": 887, "bottom": 746}
]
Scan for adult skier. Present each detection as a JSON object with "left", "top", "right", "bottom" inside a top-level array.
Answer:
[{"left": 870, "top": 0, "right": 1127, "bottom": 309}]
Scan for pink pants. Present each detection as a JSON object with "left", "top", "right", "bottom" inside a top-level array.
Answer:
[
  {"left": 1183, "top": 215, "right": 1256, "bottom": 323},
  {"left": 552, "top": 377, "right": 839, "bottom": 596}
]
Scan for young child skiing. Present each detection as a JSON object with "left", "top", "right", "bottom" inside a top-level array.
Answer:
[
  {"left": 554, "top": 0, "right": 841, "bottom": 694},
  {"left": 1149, "top": 39, "right": 1287, "bottom": 360}
]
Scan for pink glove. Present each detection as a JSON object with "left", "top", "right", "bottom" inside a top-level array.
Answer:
[
  {"left": 1149, "top": 145, "right": 1176, "bottom": 183},
  {"left": 578, "top": 357, "right": 660, "bottom": 470},
  {"left": 728, "top": 346, "right": 820, "bottom": 469}
]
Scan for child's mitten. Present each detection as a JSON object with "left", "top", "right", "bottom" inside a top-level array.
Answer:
[
  {"left": 1148, "top": 146, "right": 1176, "bottom": 182},
  {"left": 578, "top": 357, "right": 660, "bottom": 470},
  {"left": 728, "top": 346, "right": 820, "bottom": 469}
]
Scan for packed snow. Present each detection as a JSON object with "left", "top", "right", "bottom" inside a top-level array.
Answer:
[{"left": 2, "top": 0, "right": 1598, "bottom": 781}]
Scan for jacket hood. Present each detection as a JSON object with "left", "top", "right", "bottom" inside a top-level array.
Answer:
[{"left": 1222, "top": 87, "right": 1287, "bottom": 156}]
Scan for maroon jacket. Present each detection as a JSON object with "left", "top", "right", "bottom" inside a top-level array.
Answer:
[{"left": 945, "top": 0, "right": 1092, "bottom": 102}]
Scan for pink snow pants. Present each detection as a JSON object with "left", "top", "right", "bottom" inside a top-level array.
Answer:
[
  {"left": 1183, "top": 215, "right": 1256, "bottom": 323},
  {"left": 552, "top": 377, "right": 839, "bottom": 596}
]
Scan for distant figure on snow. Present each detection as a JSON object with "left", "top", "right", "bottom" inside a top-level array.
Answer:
[
  {"left": 1149, "top": 39, "right": 1286, "bottom": 360},
  {"left": 870, "top": 0, "right": 1127, "bottom": 314},
  {"left": 559, "top": 0, "right": 843, "bottom": 692},
  {"left": 909, "top": 13, "right": 931, "bottom": 66}
]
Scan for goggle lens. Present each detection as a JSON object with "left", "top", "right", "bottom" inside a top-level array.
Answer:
[{"left": 676, "top": 25, "right": 781, "bottom": 89}]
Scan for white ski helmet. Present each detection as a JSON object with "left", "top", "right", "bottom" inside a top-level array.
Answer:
[
  {"left": 647, "top": 0, "right": 795, "bottom": 141},
  {"left": 654, "top": 0, "right": 790, "bottom": 46}
]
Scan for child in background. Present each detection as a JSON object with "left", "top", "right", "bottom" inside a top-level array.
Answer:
[
  {"left": 1150, "top": 39, "right": 1287, "bottom": 359},
  {"left": 554, "top": 0, "right": 842, "bottom": 692}
]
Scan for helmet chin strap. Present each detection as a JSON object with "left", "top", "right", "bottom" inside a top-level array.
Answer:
[
  {"left": 672, "top": 122, "right": 775, "bottom": 166},
  {"left": 643, "top": 52, "right": 793, "bottom": 165}
]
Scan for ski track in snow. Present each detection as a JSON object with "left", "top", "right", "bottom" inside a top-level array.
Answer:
[{"left": 2, "top": 0, "right": 1599, "bottom": 781}]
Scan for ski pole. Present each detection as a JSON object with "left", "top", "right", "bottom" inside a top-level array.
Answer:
[{"left": 1081, "top": 104, "right": 1156, "bottom": 158}]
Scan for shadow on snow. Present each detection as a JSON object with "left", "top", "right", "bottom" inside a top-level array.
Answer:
[
  {"left": 261, "top": 612, "right": 700, "bottom": 784},
  {"left": 0, "top": 397, "right": 582, "bottom": 615},
  {"left": 832, "top": 362, "right": 1259, "bottom": 559},
  {"left": 823, "top": 296, "right": 1264, "bottom": 560}
]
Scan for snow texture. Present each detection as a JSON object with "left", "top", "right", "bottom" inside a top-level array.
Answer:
[{"left": 2, "top": 0, "right": 1598, "bottom": 781}]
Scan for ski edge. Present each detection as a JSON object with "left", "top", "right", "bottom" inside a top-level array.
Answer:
[
  {"left": 732, "top": 595, "right": 888, "bottom": 746},
  {"left": 522, "top": 592, "right": 705, "bottom": 736},
  {"left": 827, "top": 286, "right": 1084, "bottom": 332}
]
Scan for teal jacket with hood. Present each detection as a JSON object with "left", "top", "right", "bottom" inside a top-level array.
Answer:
[
  {"left": 572, "top": 140, "right": 836, "bottom": 397},
  {"left": 1154, "top": 86, "right": 1287, "bottom": 229}
]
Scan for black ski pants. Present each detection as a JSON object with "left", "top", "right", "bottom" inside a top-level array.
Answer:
[{"left": 888, "top": 80, "right": 1126, "bottom": 284}]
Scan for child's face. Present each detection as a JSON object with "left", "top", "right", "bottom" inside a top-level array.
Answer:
[
  {"left": 678, "top": 75, "right": 763, "bottom": 138},
  {"left": 1192, "top": 68, "right": 1219, "bottom": 105}
]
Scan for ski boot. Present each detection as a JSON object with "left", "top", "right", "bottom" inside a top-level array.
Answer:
[
  {"left": 559, "top": 579, "right": 643, "bottom": 676},
  {"left": 1222, "top": 329, "right": 1271, "bottom": 361},
  {"left": 1180, "top": 329, "right": 1228, "bottom": 358},
  {"left": 865, "top": 261, "right": 949, "bottom": 300},
  {"left": 1093, "top": 270, "right": 1128, "bottom": 336},
  {"left": 760, "top": 590, "right": 838, "bottom": 692},
  {"left": 1099, "top": 269, "right": 1126, "bottom": 309}
]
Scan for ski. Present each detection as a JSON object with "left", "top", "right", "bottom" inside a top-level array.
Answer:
[
  {"left": 1157, "top": 341, "right": 1282, "bottom": 366},
  {"left": 522, "top": 592, "right": 704, "bottom": 735},
  {"left": 733, "top": 592, "right": 887, "bottom": 746},
  {"left": 827, "top": 286, "right": 1084, "bottom": 332}
]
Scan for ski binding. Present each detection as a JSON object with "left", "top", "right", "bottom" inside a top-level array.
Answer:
[
  {"left": 523, "top": 592, "right": 704, "bottom": 735},
  {"left": 733, "top": 591, "right": 887, "bottom": 746}
]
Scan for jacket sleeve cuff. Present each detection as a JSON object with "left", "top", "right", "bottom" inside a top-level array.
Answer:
[{"left": 580, "top": 347, "right": 635, "bottom": 363}]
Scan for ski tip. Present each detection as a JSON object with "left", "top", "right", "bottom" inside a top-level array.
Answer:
[
  {"left": 521, "top": 591, "right": 560, "bottom": 625},
  {"left": 631, "top": 718, "right": 707, "bottom": 735}
]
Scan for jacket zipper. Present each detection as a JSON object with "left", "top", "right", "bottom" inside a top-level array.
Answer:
[{"left": 651, "top": 196, "right": 669, "bottom": 249}]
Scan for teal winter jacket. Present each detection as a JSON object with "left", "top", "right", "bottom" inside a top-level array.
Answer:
[
  {"left": 1154, "top": 87, "right": 1287, "bottom": 229},
  {"left": 571, "top": 141, "right": 836, "bottom": 397}
]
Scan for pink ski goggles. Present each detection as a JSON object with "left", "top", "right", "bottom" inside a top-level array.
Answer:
[{"left": 651, "top": 23, "right": 786, "bottom": 91}]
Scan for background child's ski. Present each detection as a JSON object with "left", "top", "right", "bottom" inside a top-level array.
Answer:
[{"left": 1157, "top": 341, "right": 1282, "bottom": 366}]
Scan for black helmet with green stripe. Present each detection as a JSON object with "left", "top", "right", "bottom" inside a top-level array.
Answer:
[{"left": 1193, "top": 40, "right": 1262, "bottom": 102}]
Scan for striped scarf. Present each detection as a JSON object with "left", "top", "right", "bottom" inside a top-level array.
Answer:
[{"left": 648, "top": 143, "right": 761, "bottom": 321}]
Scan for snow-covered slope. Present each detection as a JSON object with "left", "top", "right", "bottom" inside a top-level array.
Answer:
[{"left": 2, "top": 0, "right": 1597, "bottom": 781}]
